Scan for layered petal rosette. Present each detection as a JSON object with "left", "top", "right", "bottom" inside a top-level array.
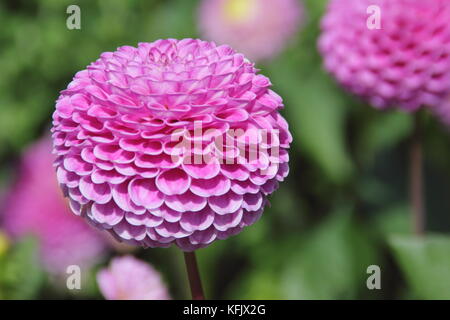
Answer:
[
  {"left": 319, "top": 0, "right": 450, "bottom": 111},
  {"left": 52, "top": 39, "right": 291, "bottom": 251}
]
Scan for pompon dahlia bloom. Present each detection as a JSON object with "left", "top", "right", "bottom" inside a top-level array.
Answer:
[
  {"left": 198, "top": 0, "right": 303, "bottom": 62},
  {"left": 51, "top": 39, "right": 291, "bottom": 251},
  {"left": 1, "top": 137, "right": 107, "bottom": 273},
  {"left": 97, "top": 255, "right": 170, "bottom": 300},
  {"left": 319, "top": 0, "right": 450, "bottom": 111}
]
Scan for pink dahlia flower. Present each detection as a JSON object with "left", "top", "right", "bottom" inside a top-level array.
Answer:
[
  {"left": 97, "top": 255, "right": 170, "bottom": 300},
  {"left": 198, "top": 0, "right": 303, "bottom": 62},
  {"left": 1, "top": 137, "right": 107, "bottom": 273},
  {"left": 319, "top": 0, "right": 450, "bottom": 111},
  {"left": 431, "top": 96, "right": 450, "bottom": 126},
  {"left": 52, "top": 39, "right": 291, "bottom": 251}
]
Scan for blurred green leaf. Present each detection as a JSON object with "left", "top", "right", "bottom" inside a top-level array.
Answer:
[
  {"left": 356, "top": 111, "right": 412, "bottom": 165},
  {"left": 388, "top": 234, "right": 450, "bottom": 300},
  {"left": 288, "top": 74, "right": 354, "bottom": 183},
  {"left": 374, "top": 204, "right": 410, "bottom": 237},
  {"left": 0, "top": 237, "right": 45, "bottom": 299},
  {"left": 279, "top": 210, "right": 377, "bottom": 299}
]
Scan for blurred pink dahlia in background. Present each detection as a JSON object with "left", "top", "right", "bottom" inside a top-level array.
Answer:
[
  {"left": 319, "top": 0, "right": 450, "bottom": 111},
  {"left": 198, "top": 0, "right": 303, "bottom": 62},
  {"left": 1, "top": 137, "right": 107, "bottom": 273},
  {"left": 52, "top": 39, "right": 291, "bottom": 251},
  {"left": 431, "top": 95, "right": 450, "bottom": 126},
  {"left": 97, "top": 255, "right": 170, "bottom": 300}
]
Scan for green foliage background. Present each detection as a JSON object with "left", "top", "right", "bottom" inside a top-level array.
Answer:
[{"left": 1, "top": 0, "right": 450, "bottom": 299}]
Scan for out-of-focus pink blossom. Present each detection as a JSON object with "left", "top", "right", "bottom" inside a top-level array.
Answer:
[
  {"left": 319, "top": 0, "right": 450, "bottom": 111},
  {"left": 97, "top": 255, "right": 170, "bottom": 300},
  {"left": 1, "top": 137, "right": 108, "bottom": 273},
  {"left": 198, "top": 0, "right": 303, "bottom": 62}
]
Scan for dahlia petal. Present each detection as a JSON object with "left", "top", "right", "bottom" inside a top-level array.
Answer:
[
  {"left": 91, "top": 201, "right": 125, "bottom": 226},
  {"left": 165, "top": 191, "right": 207, "bottom": 212},
  {"left": 79, "top": 177, "right": 112, "bottom": 204},
  {"left": 261, "top": 179, "right": 279, "bottom": 195},
  {"left": 93, "top": 144, "right": 135, "bottom": 164},
  {"left": 242, "top": 193, "right": 263, "bottom": 212},
  {"left": 68, "top": 187, "right": 89, "bottom": 205},
  {"left": 182, "top": 159, "right": 220, "bottom": 179},
  {"left": 56, "top": 167, "right": 79, "bottom": 188},
  {"left": 276, "top": 162, "right": 289, "bottom": 181},
  {"left": 242, "top": 207, "right": 264, "bottom": 227},
  {"left": 111, "top": 182, "right": 146, "bottom": 214},
  {"left": 220, "top": 164, "right": 250, "bottom": 181},
  {"left": 136, "top": 153, "right": 181, "bottom": 169},
  {"left": 155, "top": 222, "right": 191, "bottom": 238},
  {"left": 113, "top": 221, "right": 146, "bottom": 241},
  {"left": 153, "top": 205, "right": 182, "bottom": 223},
  {"left": 189, "top": 227, "right": 217, "bottom": 245},
  {"left": 179, "top": 207, "right": 215, "bottom": 232},
  {"left": 129, "top": 178, "right": 164, "bottom": 210},
  {"left": 213, "top": 209, "right": 243, "bottom": 231},
  {"left": 125, "top": 212, "right": 163, "bottom": 228},
  {"left": 92, "top": 169, "right": 127, "bottom": 184},
  {"left": 190, "top": 174, "right": 231, "bottom": 197},
  {"left": 208, "top": 192, "right": 243, "bottom": 215},
  {"left": 155, "top": 168, "right": 191, "bottom": 195},
  {"left": 230, "top": 180, "right": 259, "bottom": 195}
]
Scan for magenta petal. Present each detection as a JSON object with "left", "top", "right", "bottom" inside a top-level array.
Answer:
[
  {"left": 242, "top": 192, "right": 263, "bottom": 211},
  {"left": 113, "top": 221, "right": 147, "bottom": 241},
  {"left": 63, "top": 155, "right": 93, "bottom": 175},
  {"left": 182, "top": 159, "right": 220, "bottom": 179},
  {"left": 155, "top": 168, "right": 191, "bottom": 195},
  {"left": 68, "top": 187, "right": 89, "bottom": 205},
  {"left": 129, "top": 178, "right": 164, "bottom": 210},
  {"left": 276, "top": 162, "right": 289, "bottom": 181},
  {"left": 155, "top": 221, "right": 191, "bottom": 238},
  {"left": 91, "top": 201, "right": 124, "bottom": 226},
  {"left": 213, "top": 209, "right": 243, "bottom": 231},
  {"left": 261, "top": 179, "right": 279, "bottom": 195},
  {"left": 125, "top": 212, "right": 163, "bottom": 227},
  {"left": 79, "top": 177, "right": 112, "bottom": 204},
  {"left": 230, "top": 180, "right": 259, "bottom": 195},
  {"left": 154, "top": 205, "right": 182, "bottom": 223},
  {"left": 146, "top": 228, "right": 175, "bottom": 243},
  {"left": 180, "top": 207, "right": 215, "bottom": 232},
  {"left": 190, "top": 175, "right": 231, "bottom": 197},
  {"left": 220, "top": 164, "right": 249, "bottom": 181},
  {"left": 242, "top": 207, "right": 264, "bottom": 226},
  {"left": 92, "top": 169, "right": 127, "bottom": 184},
  {"left": 111, "top": 182, "right": 146, "bottom": 214},
  {"left": 93, "top": 144, "right": 135, "bottom": 163},
  {"left": 189, "top": 227, "right": 217, "bottom": 245},
  {"left": 165, "top": 191, "right": 207, "bottom": 212},
  {"left": 208, "top": 192, "right": 243, "bottom": 215},
  {"left": 56, "top": 167, "right": 80, "bottom": 188}
]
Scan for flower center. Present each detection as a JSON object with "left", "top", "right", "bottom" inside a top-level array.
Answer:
[{"left": 223, "top": 0, "right": 257, "bottom": 24}]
